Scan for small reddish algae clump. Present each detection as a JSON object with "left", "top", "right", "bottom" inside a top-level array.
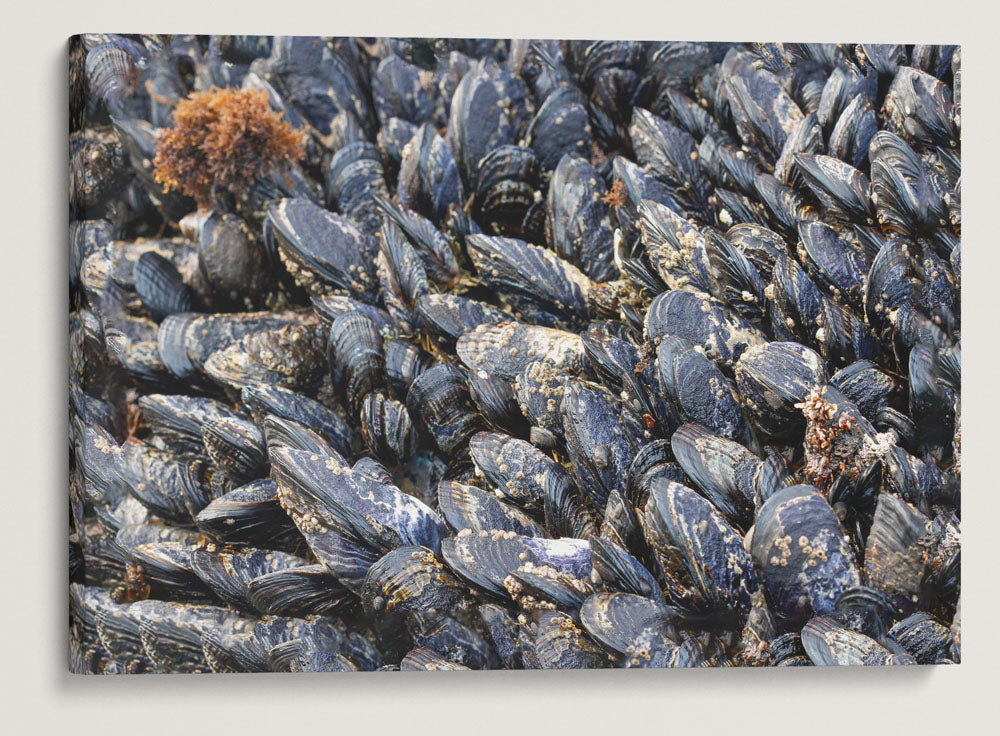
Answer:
[{"left": 153, "top": 87, "right": 304, "bottom": 209}]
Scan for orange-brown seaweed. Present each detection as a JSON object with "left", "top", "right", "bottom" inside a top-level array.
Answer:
[{"left": 153, "top": 87, "right": 304, "bottom": 209}]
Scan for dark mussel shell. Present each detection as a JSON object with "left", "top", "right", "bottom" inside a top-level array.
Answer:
[
  {"left": 406, "top": 364, "right": 484, "bottom": 458},
  {"left": 456, "top": 321, "right": 586, "bottom": 381},
  {"left": 644, "top": 480, "right": 758, "bottom": 616},
  {"left": 545, "top": 154, "right": 616, "bottom": 282},
  {"left": 201, "top": 416, "right": 267, "bottom": 485},
  {"left": 242, "top": 383, "right": 356, "bottom": 458},
  {"left": 360, "top": 392, "right": 418, "bottom": 467},
  {"left": 562, "top": 380, "right": 651, "bottom": 508},
  {"left": 327, "top": 311, "right": 386, "bottom": 416},
  {"left": 437, "top": 479, "right": 547, "bottom": 538},
  {"left": 194, "top": 479, "right": 302, "bottom": 550},
  {"left": 466, "top": 235, "right": 593, "bottom": 328},
  {"left": 134, "top": 251, "right": 194, "bottom": 320},
  {"left": 266, "top": 197, "right": 379, "bottom": 300},
  {"left": 734, "top": 341, "right": 827, "bottom": 442},
  {"left": 751, "top": 485, "right": 861, "bottom": 625}
]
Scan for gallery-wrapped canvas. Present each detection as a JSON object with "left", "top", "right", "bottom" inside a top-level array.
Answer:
[{"left": 68, "top": 36, "right": 961, "bottom": 672}]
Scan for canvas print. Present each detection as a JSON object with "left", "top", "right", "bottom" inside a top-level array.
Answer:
[{"left": 69, "top": 36, "right": 961, "bottom": 672}]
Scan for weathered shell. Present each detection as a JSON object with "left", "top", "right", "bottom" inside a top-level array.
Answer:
[
  {"left": 438, "top": 480, "right": 547, "bottom": 538},
  {"left": 456, "top": 321, "right": 586, "bottom": 381},
  {"left": 468, "top": 431, "right": 574, "bottom": 515},
  {"left": 406, "top": 364, "right": 484, "bottom": 457},
  {"left": 801, "top": 616, "right": 914, "bottom": 666},
  {"left": 643, "top": 480, "right": 758, "bottom": 615},
  {"left": 751, "top": 485, "right": 861, "bottom": 624},
  {"left": 579, "top": 593, "right": 677, "bottom": 662},
  {"left": 360, "top": 392, "right": 418, "bottom": 467},
  {"left": 734, "top": 341, "right": 827, "bottom": 441},
  {"left": 645, "top": 290, "right": 767, "bottom": 370},
  {"left": 204, "top": 323, "right": 326, "bottom": 394},
  {"left": 266, "top": 198, "right": 379, "bottom": 300},
  {"left": 442, "top": 530, "right": 591, "bottom": 600},
  {"left": 467, "top": 235, "right": 593, "bottom": 327}
]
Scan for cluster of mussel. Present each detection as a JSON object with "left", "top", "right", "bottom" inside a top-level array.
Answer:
[{"left": 69, "top": 35, "right": 961, "bottom": 672}]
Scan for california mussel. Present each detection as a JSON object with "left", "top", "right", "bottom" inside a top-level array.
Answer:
[{"left": 69, "top": 36, "right": 961, "bottom": 672}]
